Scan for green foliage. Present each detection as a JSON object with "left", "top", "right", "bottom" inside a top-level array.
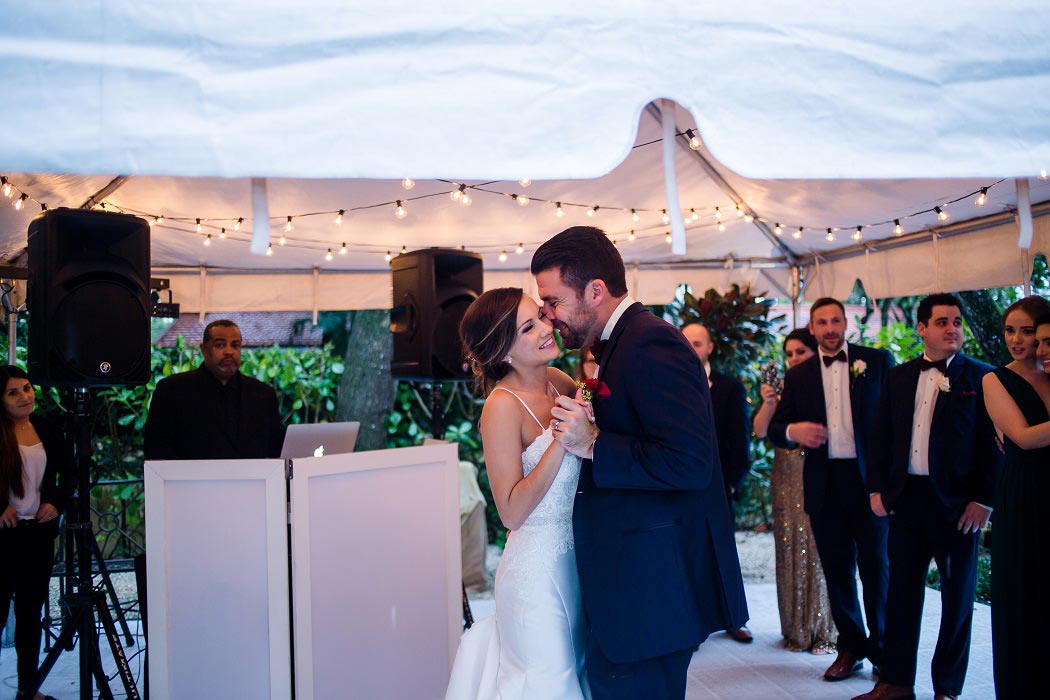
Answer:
[
  {"left": 927, "top": 552, "right": 991, "bottom": 605},
  {"left": 851, "top": 321, "right": 925, "bottom": 365}
]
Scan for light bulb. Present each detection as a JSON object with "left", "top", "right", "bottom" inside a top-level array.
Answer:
[
  {"left": 220, "top": 228, "right": 226, "bottom": 239},
  {"left": 518, "top": 179, "right": 531, "bottom": 188},
  {"left": 735, "top": 204, "right": 744, "bottom": 217},
  {"left": 279, "top": 235, "right": 287, "bottom": 246},
  {"left": 325, "top": 248, "right": 333, "bottom": 261},
  {"left": 631, "top": 209, "right": 640, "bottom": 222},
  {"left": 401, "top": 245, "right": 407, "bottom": 254},
  {"left": 0, "top": 178, "right": 9, "bottom": 197},
  {"left": 148, "top": 217, "right": 155, "bottom": 227},
  {"left": 395, "top": 201, "right": 407, "bottom": 219},
  {"left": 588, "top": 206, "right": 599, "bottom": 217},
  {"left": 714, "top": 206, "right": 722, "bottom": 220},
  {"left": 196, "top": 218, "right": 202, "bottom": 232},
  {"left": 555, "top": 203, "right": 564, "bottom": 217},
  {"left": 385, "top": 251, "right": 393, "bottom": 262},
  {"left": 793, "top": 227, "right": 803, "bottom": 240},
  {"left": 401, "top": 177, "right": 415, "bottom": 190},
  {"left": 661, "top": 209, "right": 670, "bottom": 224},
  {"left": 975, "top": 188, "right": 987, "bottom": 207},
  {"left": 450, "top": 189, "right": 462, "bottom": 201},
  {"left": 285, "top": 216, "right": 294, "bottom": 232},
  {"left": 628, "top": 230, "right": 636, "bottom": 241},
  {"left": 690, "top": 209, "right": 699, "bottom": 222},
  {"left": 234, "top": 217, "right": 242, "bottom": 231},
  {"left": 340, "top": 242, "right": 348, "bottom": 255},
  {"left": 498, "top": 251, "right": 508, "bottom": 263},
  {"left": 266, "top": 244, "right": 274, "bottom": 256},
  {"left": 516, "top": 243, "right": 524, "bottom": 254},
  {"left": 717, "top": 221, "right": 726, "bottom": 232},
  {"left": 826, "top": 228, "right": 835, "bottom": 242},
  {"left": 686, "top": 129, "right": 702, "bottom": 150},
  {"left": 157, "top": 215, "right": 165, "bottom": 225},
  {"left": 204, "top": 234, "right": 212, "bottom": 247},
  {"left": 894, "top": 219, "right": 903, "bottom": 236},
  {"left": 935, "top": 206, "right": 949, "bottom": 222},
  {"left": 852, "top": 226, "right": 863, "bottom": 241},
  {"left": 774, "top": 223, "right": 783, "bottom": 236},
  {"left": 516, "top": 194, "right": 530, "bottom": 206},
  {"left": 744, "top": 213, "right": 754, "bottom": 223},
  {"left": 1041, "top": 168, "right": 1048, "bottom": 180},
  {"left": 665, "top": 232, "right": 672, "bottom": 244},
  {"left": 461, "top": 193, "right": 472, "bottom": 206},
  {"left": 335, "top": 209, "right": 344, "bottom": 224}
]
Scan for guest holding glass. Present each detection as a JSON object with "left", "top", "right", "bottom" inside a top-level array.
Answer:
[
  {"left": 981, "top": 296, "right": 1050, "bottom": 699},
  {"left": 754, "top": 329, "right": 837, "bottom": 654},
  {"left": 0, "top": 365, "right": 71, "bottom": 700}
]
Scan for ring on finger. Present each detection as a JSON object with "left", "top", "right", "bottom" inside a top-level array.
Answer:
[{"left": 553, "top": 420, "right": 561, "bottom": 432}]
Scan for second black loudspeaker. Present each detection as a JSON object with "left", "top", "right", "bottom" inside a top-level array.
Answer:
[
  {"left": 390, "top": 249, "right": 483, "bottom": 380},
  {"left": 27, "top": 208, "right": 152, "bottom": 387}
]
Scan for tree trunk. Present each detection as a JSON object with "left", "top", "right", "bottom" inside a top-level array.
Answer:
[
  {"left": 336, "top": 309, "right": 396, "bottom": 451},
  {"left": 958, "top": 290, "right": 1006, "bottom": 365}
]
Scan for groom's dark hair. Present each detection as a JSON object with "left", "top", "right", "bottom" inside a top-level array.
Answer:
[
  {"left": 531, "top": 226, "right": 628, "bottom": 297},
  {"left": 916, "top": 293, "right": 962, "bottom": 326}
]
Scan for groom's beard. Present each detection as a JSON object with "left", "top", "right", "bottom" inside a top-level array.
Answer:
[{"left": 552, "top": 311, "right": 597, "bottom": 350}]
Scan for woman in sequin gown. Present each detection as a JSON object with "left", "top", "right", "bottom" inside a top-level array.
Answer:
[{"left": 753, "top": 329, "right": 837, "bottom": 653}]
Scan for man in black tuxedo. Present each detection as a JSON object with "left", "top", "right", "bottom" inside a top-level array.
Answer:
[
  {"left": 769, "top": 297, "right": 893, "bottom": 682},
  {"left": 681, "top": 322, "right": 753, "bottom": 644},
  {"left": 534, "top": 227, "right": 747, "bottom": 700},
  {"left": 144, "top": 319, "right": 286, "bottom": 460},
  {"left": 854, "top": 294, "right": 1000, "bottom": 700}
]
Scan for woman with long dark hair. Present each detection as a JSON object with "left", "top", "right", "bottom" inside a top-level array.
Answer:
[{"left": 0, "top": 365, "right": 71, "bottom": 700}]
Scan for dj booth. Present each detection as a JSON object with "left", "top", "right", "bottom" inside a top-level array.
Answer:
[{"left": 144, "top": 443, "right": 461, "bottom": 700}]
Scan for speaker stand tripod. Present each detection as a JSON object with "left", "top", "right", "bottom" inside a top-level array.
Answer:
[{"left": 23, "top": 389, "right": 140, "bottom": 700}]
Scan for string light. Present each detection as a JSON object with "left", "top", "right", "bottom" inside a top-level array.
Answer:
[
  {"left": 40, "top": 203, "right": 47, "bottom": 212},
  {"left": 285, "top": 216, "right": 294, "bottom": 232},
  {"left": 1041, "top": 169, "right": 1048, "bottom": 181},
  {"left": 628, "top": 230, "right": 636, "bottom": 241},
  {"left": 631, "top": 209, "right": 640, "bottom": 222},
  {"left": 461, "top": 192, "right": 472, "bottom": 206},
  {"left": 661, "top": 209, "right": 670, "bottom": 224},
  {"left": 335, "top": 209, "right": 345, "bottom": 224},
  {"left": 498, "top": 251, "right": 508, "bottom": 263},
  {"left": 279, "top": 234, "right": 287, "bottom": 246},
  {"left": 975, "top": 188, "right": 988, "bottom": 207},
  {"left": 690, "top": 209, "right": 699, "bottom": 222},
  {"left": 325, "top": 248, "right": 334, "bottom": 261},
  {"left": 744, "top": 212, "right": 754, "bottom": 223},
  {"left": 516, "top": 194, "right": 530, "bottom": 206},
  {"left": 395, "top": 200, "right": 407, "bottom": 218},
  {"left": 401, "top": 245, "right": 407, "bottom": 254},
  {"left": 852, "top": 226, "right": 863, "bottom": 241},
  {"left": 518, "top": 179, "right": 532, "bottom": 188},
  {"left": 156, "top": 215, "right": 165, "bottom": 225},
  {"left": 13, "top": 193, "right": 25, "bottom": 211},
  {"left": 148, "top": 217, "right": 155, "bottom": 227},
  {"left": 774, "top": 223, "right": 783, "bottom": 236},
  {"left": 234, "top": 217, "right": 243, "bottom": 231},
  {"left": 555, "top": 202, "right": 564, "bottom": 217},
  {"left": 516, "top": 243, "right": 524, "bottom": 254},
  {"left": 0, "top": 177, "right": 10, "bottom": 197},
  {"left": 714, "top": 206, "right": 722, "bottom": 220},
  {"left": 401, "top": 177, "right": 415, "bottom": 190},
  {"left": 793, "top": 227, "right": 803, "bottom": 240},
  {"left": 685, "top": 129, "right": 703, "bottom": 150},
  {"left": 266, "top": 244, "right": 274, "bottom": 256},
  {"left": 735, "top": 204, "right": 744, "bottom": 218},
  {"left": 826, "top": 228, "right": 835, "bottom": 242},
  {"left": 935, "top": 206, "right": 949, "bottom": 222},
  {"left": 587, "top": 206, "right": 598, "bottom": 217},
  {"left": 893, "top": 219, "right": 903, "bottom": 236},
  {"left": 717, "top": 221, "right": 726, "bottom": 232},
  {"left": 195, "top": 218, "right": 202, "bottom": 232},
  {"left": 220, "top": 228, "right": 227, "bottom": 239},
  {"left": 664, "top": 232, "right": 672, "bottom": 244},
  {"left": 450, "top": 187, "right": 462, "bottom": 202},
  {"left": 339, "top": 242, "right": 348, "bottom": 255},
  {"left": 384, "top": 251, "right": 393, "bottom": 262},
  {"left": 204, "top": 234, "right": 212, "bottom": 247}
]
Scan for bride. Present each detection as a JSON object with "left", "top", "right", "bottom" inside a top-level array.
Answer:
[{"left": 446, "top": 287, "right": 591, "bottom": 700}]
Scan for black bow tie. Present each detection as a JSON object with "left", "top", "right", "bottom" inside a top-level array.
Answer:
[
  {"left": 590, "top": 340, "right": 608, "bottom": 364},
  {"left": 920, "top": 357, "right": 949, "bottom": 373},
  {"left": 822, "top": 350, "right": 847, "bottom": 367}
]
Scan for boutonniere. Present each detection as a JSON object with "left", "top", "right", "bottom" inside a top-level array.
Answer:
[
  {"left": 937, "top": 376, "right": 951, "bottom": 393},
  {"left": 576, "top": 377, "right": 611, "bottom": 403},
  {"left": 850, "top": 359, "right": 867, "bottom": 379}
]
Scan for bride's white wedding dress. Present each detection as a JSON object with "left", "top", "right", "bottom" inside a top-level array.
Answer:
[{"left": 445, "top": 387, "right": 590, "bottom": 700}]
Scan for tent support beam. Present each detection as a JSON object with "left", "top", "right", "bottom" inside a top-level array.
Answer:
[
  {"left": 645, "top": 103, "right": 799, "bottom": 266},
  {"left": 79, "top": 176, "right": 129, "bottom": 209}
]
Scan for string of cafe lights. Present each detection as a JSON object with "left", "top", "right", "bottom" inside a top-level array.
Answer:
[{"left": 0, "top": 163, "right": 1043, "bottom": 263}]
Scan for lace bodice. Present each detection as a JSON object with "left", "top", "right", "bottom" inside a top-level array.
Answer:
[{"left": 520, "top": 428, "right": 581, "bottom": 532}]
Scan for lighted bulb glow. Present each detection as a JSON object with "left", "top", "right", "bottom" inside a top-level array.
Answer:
[
  {"left": 661, "top": 209, "right": 670, "bottom": 224},
  {"left": 518, "top": 179, "right": 531, "bottom": 188},
  {"left": 401, "top": 177, "right": 416, "bottom": 190},
  {"left": 852, "top": 226, "right": 863, "bottom": 241},
  {"left": 14, "top": 195, "right": 26, "bottom": 210},
  {"left": 714, "top": 207, "right": 722, "bottom": 220},
  {"left": 774, "top": 223, "right": 783, "bottom": 236},
  {"left": 744, "top": 213, "right": 754, "bottom": 223},
  {"left": 462, "top": 194, "right": 473, "bottom": 207},
  {"left": 555, "top": 203, "right": 564, "bottom": 217},
  {"left": 975, "top": 188, "right": 988, "bottom": 207},
  {"left": 335, "top": 209, "right": 345, "bottom": 224},
  {"left": 894, "top": 219, "right": 903, "bottom": 236},
  {"left": 220, "top": 228, "right": 227, "bottom": 239},
  {"left": 936, "top": 206, "right": 949, "bottom": 222},
  {"left": 588, "top": 206, "right": 598, "bottom": 217},
  {"left": 325, "top": 249, "right": 334, "bottom": 261},
  {"left": 690, "top": 209, "right": 699, "bottom": 222},
  {"left": 451, "top": 189, "right": 462, "bottom": 201},
  {"left": 266, "top": 244, "right": 274, "bottom": 256},
  {"left": 826, "top": 228, "right": 835, "bottom": 242},
  {"left": 204, "top": 234, "right": 212, "bottom": 247},
  {"left": 157, "top": 215, "right": 165, "bottom": 225},
  {"left": 285, "top": 216, "right": 294, "bottom": 232},
  {"left": 735, "top": 204, "right": 744, "bottom": 218},
  {"left": 234, "top": 217, "right": 242, "bottom": 231},
  {"left": 395, "top": 201, "right": 407, "bottom": 219},
  {"left": 401, "top": 245, "right": 407, "bottom": 254},
  {"left": 385, "top": 251, "right": 393, "bottom": 262},
  {"left": 631, "top": 209, "right": 640, "bottom": 222},
  {"left": 1, "top": 178, "right": 9, "bottom": 197},
  {"left": 717, "top": 221, "right": 726, "bottom": 232},
  {"left": 665, "top": 232, "right": 672, "bottom": 244},
  {"left": 1041, "top": 169, "right": 1048, "bottom": 180},
  {"left": 340, "top": 242, "right": 347, "bottom": 255},
  {"left": 516, "top": 194, "right": 530, "bottom": 206},
  {"left": 628, "top": 230, "right": 636, "bottom": 241},
  {"left": 279, "top": 235, "right": 287, "bottom": 246},
  {"left": 516, "top": 243, "right": 524, "bottom": 254},
  {"left": 498, "top": 251, "right": 508, "bottom": 263},
  {"left": 686, "top": 129, "right": 702, "bottom": 150},
  {"left": 196, "top": 218, "right": 202, "bottom": 232},
  {"left": 148, "top": 217, "right": 155, "bottom": 227}
]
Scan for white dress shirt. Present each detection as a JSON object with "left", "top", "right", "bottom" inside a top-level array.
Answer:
[
  {"left": 599, "top": 296, "right": 635, "bottom": 342},
  {"left": 908, "top": 354, "right": 953, "bottom": 476},
  {"left": 819, "top": 346, "right": 857, "bottom": 459}
]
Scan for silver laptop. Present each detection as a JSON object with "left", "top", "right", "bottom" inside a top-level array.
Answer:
[{"left": 280, "top": 421, "right": 361, "bottom": 459}]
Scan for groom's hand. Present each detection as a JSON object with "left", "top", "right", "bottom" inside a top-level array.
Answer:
[{"left": 551, "top": 396, "right": 598, "bottom": 459}]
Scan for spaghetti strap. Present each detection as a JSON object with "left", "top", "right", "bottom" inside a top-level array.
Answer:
[{"left": 492, "top": 387, "right": 545, "bottom": 430}]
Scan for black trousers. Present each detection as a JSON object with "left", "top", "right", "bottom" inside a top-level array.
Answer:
[
  {"left": 0, "top": 521, "right": 57, "bottom": 692},
  {"left": 808, "top": 458, "right": 889, "bottom": 664},
  {"left": 586, "top": 639, "right": 693, "bottom": 700},
  {"left": 881, "top": 476, "right": 978, "bottom": 696}
]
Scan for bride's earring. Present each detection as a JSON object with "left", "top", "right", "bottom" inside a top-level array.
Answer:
[{"left": 504, "top": 355, "right": 513, "bottom": 365}]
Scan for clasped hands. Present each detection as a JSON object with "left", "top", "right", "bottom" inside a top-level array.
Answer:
[{"left": 550, "top": 390, "right": 598, "bottom": 459}]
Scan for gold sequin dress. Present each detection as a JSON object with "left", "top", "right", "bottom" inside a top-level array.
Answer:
[{"left": 770, "top": 446, "right": 837, "bottom": 652}]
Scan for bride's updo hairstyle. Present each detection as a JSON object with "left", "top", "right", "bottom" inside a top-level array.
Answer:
[{"left": 460, "top": 287, "right": 524, "bottom": 395}]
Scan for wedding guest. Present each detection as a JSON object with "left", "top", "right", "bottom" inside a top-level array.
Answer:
[
  {"left": 753, "top": 328, "right": 837, "bottom": 654},
  {"left": 681, "top": 322, "right": 753, "bottom": 644},
  {"left": 0, "top": 365, "right": 71, "bottom": 700},
  {"left": 576, "top": 347, "right": 598, "bottom": 381},
  {"left": 855, "top": 293, "right": 1001, "bottom": 700},
  {"left": 768, "top": 297, "right": 893, "bottom": 682},
  {"left": 981, "top": 296, "right": 1050, "bottom": 700}
]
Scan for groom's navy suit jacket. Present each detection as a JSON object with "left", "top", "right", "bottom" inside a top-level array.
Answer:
[
  {"left": 768, "top": 343, "right": 893, "bottom": 514},
  {"left": 866, "top": 353, "right": 1001, "bottom": 516},
  {"left": 576, "top": 302, "right": 748, "bottom": 665}
]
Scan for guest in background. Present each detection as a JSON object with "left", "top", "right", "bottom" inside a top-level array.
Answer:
[
  {"left": 856, "top": 293, "right": 1001, "bottom": 700},
  {"left": 753, "top": 328, "right": 837, "bottom": 654},
  {"left": 981, "top": 296, "right": 1050, "bottom": 700},
  {"left": 0, "top": 365, "right": 71, "bottom": 700},
  {"left": 576, "top": 347, "right": 598, "bottom": 381},
  {"left": 681, "top": 322, "right": 753, "bottom": 644}
]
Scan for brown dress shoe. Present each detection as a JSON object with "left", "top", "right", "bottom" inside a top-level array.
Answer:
[
  {"left": 824, "top": 651, "right": 863, "bottom": 681},
  {"left": 850, "top": 682, "right": 916, "bottom": 700},
  {"left": 934, "top": 695, "right": 958, "bottom": 700},
  {"left": 727, "top": 626, "right": 754, "bottom": 644}
]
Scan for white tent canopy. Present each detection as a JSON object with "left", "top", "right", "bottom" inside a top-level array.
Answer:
[{"left": 2, "top": 2, "right": 1049, "bottom": 312}]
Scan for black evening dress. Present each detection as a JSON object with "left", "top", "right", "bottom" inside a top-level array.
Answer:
[{"left": 990, "top": 367, "right": 1050, "bottom": 699}]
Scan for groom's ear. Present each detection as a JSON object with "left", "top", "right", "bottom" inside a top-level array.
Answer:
[{"left": 584, "top": 279, "right": 608, "bottom": 307}]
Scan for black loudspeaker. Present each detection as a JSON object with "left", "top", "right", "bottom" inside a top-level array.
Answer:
[
  {"left": 390, "top": 248, "right": 483, "bottom": 380},
  {"left": 27, "top": 208, "right": 151, "bottom": 387}
]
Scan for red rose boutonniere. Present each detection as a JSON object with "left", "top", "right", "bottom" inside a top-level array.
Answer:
[{"left": 577, "top": 377, "right": 611, "bottom": 403}]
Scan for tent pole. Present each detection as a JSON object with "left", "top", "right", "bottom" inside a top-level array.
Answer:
[
  {"left": 791, "top": 266, "right": 802, "bottom": 329},
  {"left": 7, "top": 310, "right": 15, "bottom": 365}
]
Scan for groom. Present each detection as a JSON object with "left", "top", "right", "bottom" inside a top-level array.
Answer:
[{"left": 533, "top": 226, "right": 748, "bottom": 700}]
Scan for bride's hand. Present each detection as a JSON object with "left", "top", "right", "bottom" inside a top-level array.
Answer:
[
  {"left": 551, "top": 396, "right": 598, "bottom": 459},
  {"left": 574, "top": 388, "right": 595, "bottom": 424}
]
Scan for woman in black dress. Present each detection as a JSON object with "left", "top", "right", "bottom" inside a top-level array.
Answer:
[
  {"left": 0, "top": 365, "right": 71, "bottom": 700},
  {"left": 981, "top": 297, "right": 1050, "bottom": 699}
]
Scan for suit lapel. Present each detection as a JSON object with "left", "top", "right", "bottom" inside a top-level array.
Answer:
[
  {"left": 931, "top": 354, "right": 963, "bottom": 429},
  {"left": 804, "top": 355, "right": 828, "bottom": 425},
  {"left": 595, "top": 302, "right": 644, "bottom": 383}
]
